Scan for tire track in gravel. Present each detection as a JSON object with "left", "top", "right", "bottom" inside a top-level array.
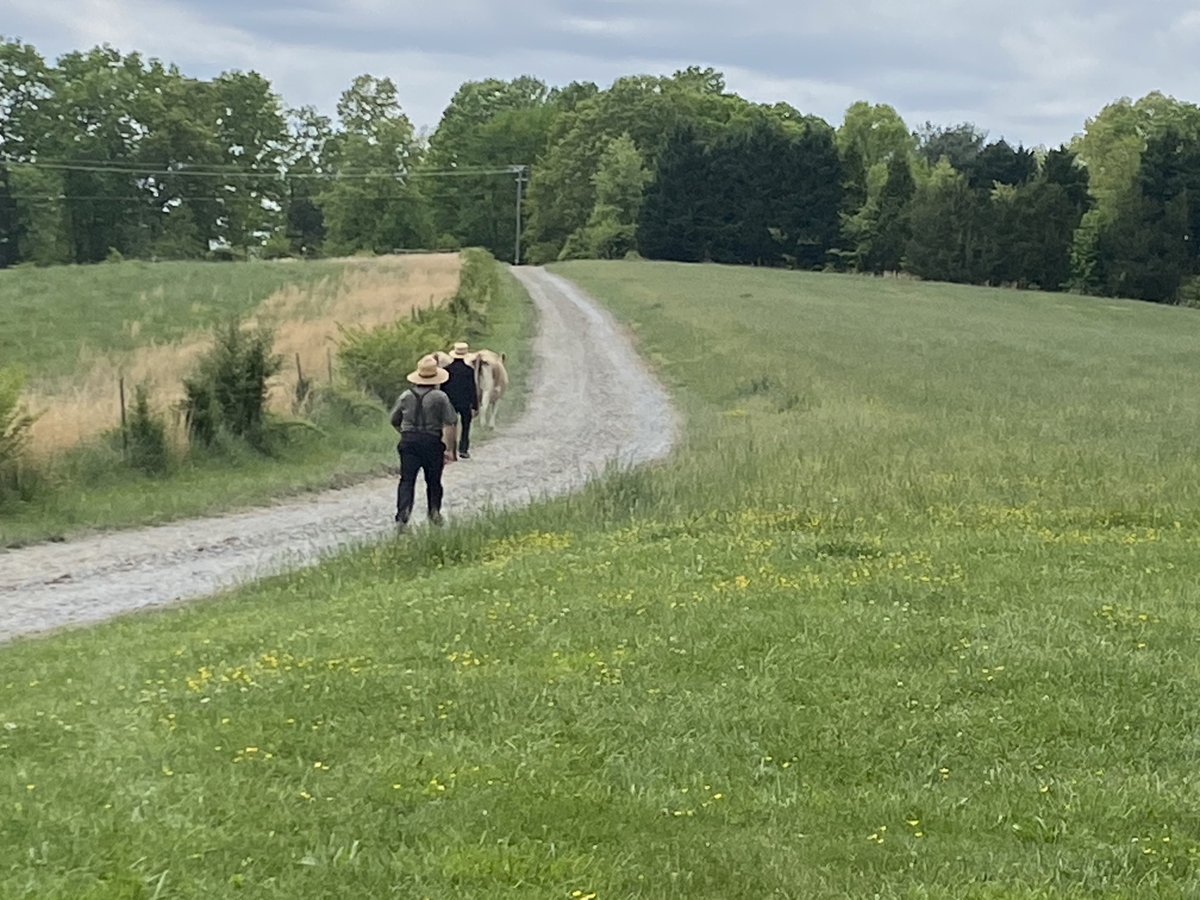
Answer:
[{"left": 0, "top": 267, "right": 678, "bottom": 644}]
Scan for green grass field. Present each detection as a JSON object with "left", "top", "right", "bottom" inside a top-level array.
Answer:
[
  {"left": 4, "top": 261, "right": 1200, "bottom": 897},
  {"left": 0, "top": 262, "right": 535, "bottom": 547},
  {"left": 0, "top": 260, "right": 344, "bottom": 379}
]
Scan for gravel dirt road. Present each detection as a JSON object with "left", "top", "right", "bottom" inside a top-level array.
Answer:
[{"left": 0, "top": 267, "right": 677, "bottom": 644}]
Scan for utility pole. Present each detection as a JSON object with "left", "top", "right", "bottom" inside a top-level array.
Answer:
[{"left": 511, "top": 165, "right": 528, "bottom": 265}]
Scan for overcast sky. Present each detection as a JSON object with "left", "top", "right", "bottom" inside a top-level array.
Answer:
[{"left": 6, "top": 0, "right": 1200, "bottom": 147}]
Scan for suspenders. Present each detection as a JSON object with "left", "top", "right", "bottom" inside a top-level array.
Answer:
[{"left": 411, "top": 388, "right": 427, "bottom": 431}]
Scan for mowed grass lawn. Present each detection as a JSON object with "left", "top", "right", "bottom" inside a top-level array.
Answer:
[{"left": 4, "top": 261, "right": 1200, "bottom": 897}]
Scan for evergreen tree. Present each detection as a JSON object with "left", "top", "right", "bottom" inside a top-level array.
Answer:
[
  {"left": 1096, "top": 187, "right": 1188, "bottom": 302},
  {"left": 1094, "top": 126, "right": 1200, "bottom": 302},
  {"left": 562, "top": 133, "right": 650, "bottom": 259},
  {"left": 966, "top": 139, "right": 1037, "bottom": 189},
  {"left": 994, "top": 149, "right": 1089, "bottom": 290},
  {"left": 861, "top": 154, "right": 916, "bottom": 273},
  {"left": 905, "top": 161, "right": 987, "bottom": 283},
  {"left": 780, "top": 120, "right": 844, "bottom": 269},
  {"left": 637, "top": 125, "right": 711, "bottom": 262}
]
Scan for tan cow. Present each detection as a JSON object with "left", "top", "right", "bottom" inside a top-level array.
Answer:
[{"left": 472, "top": 349, "right": 508, "bottom": 429}]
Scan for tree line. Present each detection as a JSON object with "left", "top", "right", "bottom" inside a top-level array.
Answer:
[{"left": 3, "top": 38, "right": 1200, "bottom": 303}]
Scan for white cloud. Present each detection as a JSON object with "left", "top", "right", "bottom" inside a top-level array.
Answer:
[
  {"left": 6, "top": 0, "right": 1200, "bottom": 146},
  {"left": 7, "top": 0, "right": 258, "bottom": 63},
  {"left": 1176, "top": 9, "right": 1200, "bottom": 31},
  {"left": 560, "top": 17, "right": 641, "bottom": 37}
]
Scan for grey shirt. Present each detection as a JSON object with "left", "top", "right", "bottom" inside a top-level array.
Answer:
[{"left": 389, "top": 386, "right": 457, "bottom": 436}]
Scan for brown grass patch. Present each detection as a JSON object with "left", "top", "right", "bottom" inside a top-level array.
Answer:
[{"left": 26, "top": 254, "right": 461, "bottom": 455}]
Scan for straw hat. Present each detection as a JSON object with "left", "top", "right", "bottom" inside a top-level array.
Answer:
[
  {"left": 449, "top": 341, "right": 471, "bottom": 359},
  {"left": 407, "top": 354, "right": 449, "bottom": 385}
]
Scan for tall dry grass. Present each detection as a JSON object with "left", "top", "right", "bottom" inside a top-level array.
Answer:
[{"left": 25, "top": 254, "right": 461, "bottom": 455}]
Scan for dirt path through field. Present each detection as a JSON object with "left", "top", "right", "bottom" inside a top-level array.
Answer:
[{"left": 0, "top": 268, "right": 678, "bottom": 644}]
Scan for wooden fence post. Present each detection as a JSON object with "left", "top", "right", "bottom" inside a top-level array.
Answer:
[{"left": 118, "top": 376, "right": 128, "bottom": 459}]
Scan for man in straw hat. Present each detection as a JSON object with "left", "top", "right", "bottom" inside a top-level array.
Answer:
[
  {"left": 442, "top": 341, "right": 479, "bottom": 459},
  {"left": 388, "top": 355, "right": 459, "bottom": 530}
]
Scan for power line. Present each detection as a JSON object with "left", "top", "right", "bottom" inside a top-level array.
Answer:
[
  {"left": 7, "top": 194, "right": 463, "bottom": 203},
  {"left": 8, "top": 175, "right": 532, "bottom": 204},
  {"left": 1, "top": 158, "right": 527, "bottom": 180},
  {"left": 4, "top": 153, "right": 520, "bottom": 172},
  {"left": 4, "top": 163, "right": 535, "bottom": 264}
]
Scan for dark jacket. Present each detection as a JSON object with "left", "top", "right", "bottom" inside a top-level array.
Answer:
[{"left": 442, "top": 358, "right": 477, "bottom": 410}]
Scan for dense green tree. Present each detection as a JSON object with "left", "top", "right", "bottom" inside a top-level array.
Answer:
[
  {"left": 1140, "top": 125, "right": 1200, "bottom": 259},
  {"left": 831, "top": 141, "right": 869, "bottom": 270},
  {"left": 777, "top": 117, "right": 844, "bottom": 268},
  {"left": 7, "top": 166, "right": 69, "bottom": 264},
  {"left": 562, "top": 133, "right": 650, "bottom": 259},
  {"left": 966, "top": 139, "right": 1037, "bottom": 189},
  {"left": 905, "top": 160, "right": 988, "bottom": 283},
  {"left": 1043, "top": 147, "right": 1091, "bottom": 210},
  {"left": 703, "top": 118, "right": 777, "bottom": 265},
  {"left": 4, "top": 33, "right": 1200, "bottom": 307},
  {"left": 836, "top": 103, "right": 917, "bottom": 273},
  {"left": 548, "top": 81, "right": 599, "bottom": 111},
  {"left": 985, "top": 181, "right": 1073, "bottom": 289},
  {"left": 988, "top": 149, "right": 1090, "bottom": 290},
  {"left": 859, "top": 154, "right": 916, "bottom": 273},
  {"left": 838, "top": 101, "right": 915, "bottom": 207},
  {"left": 427, "top": 76, "right": 549, "bottom": 168},
  {"left": 320, "top": 75, "right": 432, "bottom": 254},
  {"left": 915, "top": 121, "right": 987, "bottom": 171},
  {"left": 1069, "top": 93, "right": 1200, "bottom": 292},
  {"left": 523, "top": 68, "right": 744, "bottom": 262},
  {"left": 1092, "top": 126, "right": 1200, "bottom": 302},
  {"left": 839, "top": 142, "right": 868, "bottom": 215},
  {"left": 639, "top": 112, "right": 841, "bottom": 268},
  {"left": 0, "top": 167, "right": 17, "bottom": 267},
  {"left": 425, "top": 77, "right": 555, "bottom": 259},
  {"left": 466, "top": 107, "right": 558, "bottom": 260},
  {"left": 281, "top": 105, "right": 331, "bottom": 255},
  {"left": 1073, "top": 94, "right": 1200, "bottom": 215},
  {"left": 48, "top": 48, "right": 153, "bottom": 261},
  {"left": 0, "top": 39, "right": 57, "bottom": 266},
  {"left": 208, "top": 70, "right": 287, "bottom": 251},
  {"left": 1095, "top": 187, "right": 1188, "bottom": 302},
  {"left": 636, "top": 125, "right": 710, "bottom": 262},
  {"left": 839, "top": 102, "right": 915, "bottom": 173},
  {"left": 138, "top": 63, "right": 223, "bottom": 258},
  {"left": 970, "top": 146, "right": 1081, "bottom": 290},
  {"left": 3, "top": 44, "right": 229, "bottom": 263}
]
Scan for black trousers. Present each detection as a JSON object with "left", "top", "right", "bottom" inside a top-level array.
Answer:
[
  {"left": 454, "top": 403, "right": 474, "bottom": 454},
  {"left": 395, "top": 433, "right": 445, "bottom": 523}
]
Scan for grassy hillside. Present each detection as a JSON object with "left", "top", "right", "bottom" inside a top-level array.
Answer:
[
  {"left": 4, "top": 262, "right": 1200, "bottom": 897},
  {"left": 5, "top": 255, "right": 463, "bottom": 454}
]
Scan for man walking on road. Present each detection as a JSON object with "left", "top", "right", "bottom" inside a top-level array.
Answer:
[
  {"left": 389, "top": 355, "right": 459, "bottom": 530},
  {"left": 442, "top": 341, "right": 479, "bottom": 459}
]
